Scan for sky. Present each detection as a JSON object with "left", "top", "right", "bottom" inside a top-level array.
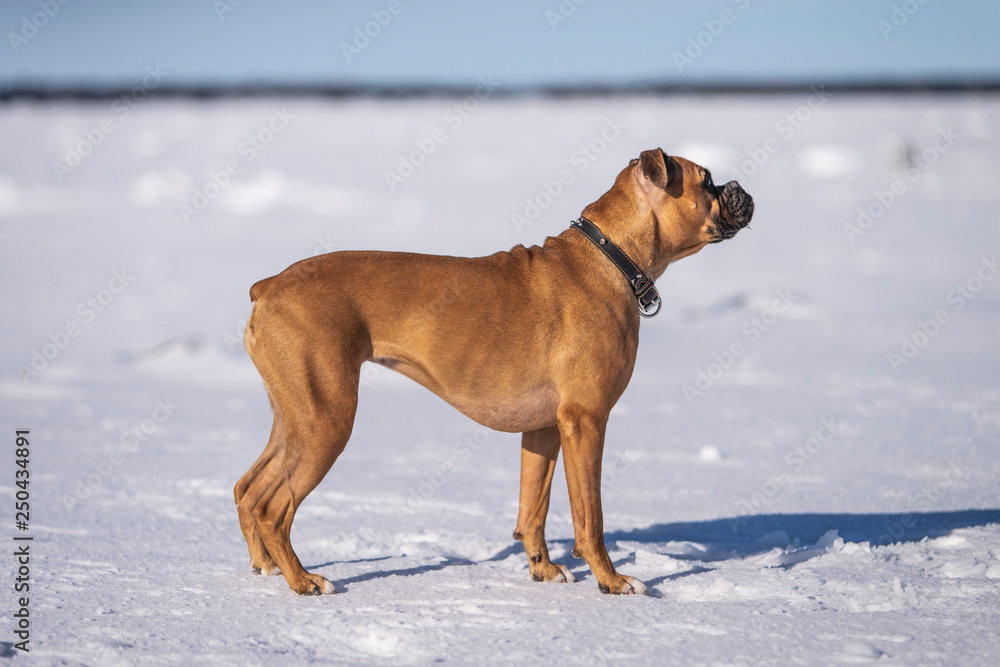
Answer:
[{"left": 1, "top": 0, "right": 998, "bottom": 87}]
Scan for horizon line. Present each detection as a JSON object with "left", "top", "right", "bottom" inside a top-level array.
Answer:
[{"left": 3, "top": 77, "right": 1000, "bottom": 102}]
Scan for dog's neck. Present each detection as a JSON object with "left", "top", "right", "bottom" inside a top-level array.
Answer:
[{"left": 579, "top": 185, "right": 670, "bottom": 281}]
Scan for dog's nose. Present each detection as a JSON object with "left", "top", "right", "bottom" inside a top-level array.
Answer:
[{"left": 720, "top": 181, "right": 754, "bottom": 228}]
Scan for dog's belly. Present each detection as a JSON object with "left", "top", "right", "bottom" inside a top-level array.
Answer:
[
  {"left": 447, "top": 389, "right": 561, "bottom": 433},
  {"left": 372, "top": 354, "right": 559, "bottom": 433}
]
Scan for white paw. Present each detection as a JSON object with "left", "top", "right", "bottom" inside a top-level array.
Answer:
[
  {"left": 316, "top": 577, "right": 336, "bottom": 595},
  {"left": 251, "top": 560, "right": 281, "bottom": 577},
  {"left": 623, "top": 575, "right": 648, "bottom": 596},
  {"left": 556, "top": 564, "right": 577, "bottom": 583}
]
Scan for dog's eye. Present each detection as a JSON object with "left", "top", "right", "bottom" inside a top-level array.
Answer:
[{"left": 703, "top": 172, "right": 714, "bottom": 190}]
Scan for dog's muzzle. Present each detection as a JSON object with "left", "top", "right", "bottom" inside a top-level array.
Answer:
[{"left": 715, "top": 181, "right": 754, "bottom": 241}]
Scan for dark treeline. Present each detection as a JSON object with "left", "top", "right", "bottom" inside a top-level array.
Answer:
[{"left": 3, "top": 78, "right": 1000, "bottom": 102}]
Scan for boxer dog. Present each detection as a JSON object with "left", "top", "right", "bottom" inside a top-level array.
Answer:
[{"left": 235, "top": 148, "right": 754, "bottom": 595}]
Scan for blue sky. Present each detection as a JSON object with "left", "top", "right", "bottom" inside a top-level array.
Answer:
[{"left": 1, "top": 0, "right": 997, "bottom": 86}]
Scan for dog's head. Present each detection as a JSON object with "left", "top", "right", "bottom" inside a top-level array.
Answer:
[{"left": 629, "top": 148, "right": 754, "bottom": 263}]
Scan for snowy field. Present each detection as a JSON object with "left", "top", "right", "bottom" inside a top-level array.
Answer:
[{"left": 2, "top": 92, "right": 999, "bottom": 665}]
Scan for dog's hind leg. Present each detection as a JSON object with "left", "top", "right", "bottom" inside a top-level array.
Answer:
[
  {"left": 236, "top": 301, "right": 285, "bottom": 575},
  {"left": 254, "top": 393, "right": 357, "bottom": 595},
  {"left": 513, "top": 425, "right": 576, "bottom": 584},
  {"left": 235, "top": 403, "right": 285, "bottom": 576},
  {"left": 249, "top": 349, "right": 360, "bottom": 595}
]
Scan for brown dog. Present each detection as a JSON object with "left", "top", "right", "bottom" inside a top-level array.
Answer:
[{"left": 235, "top": 148, "right": 753, "bottom": 595}]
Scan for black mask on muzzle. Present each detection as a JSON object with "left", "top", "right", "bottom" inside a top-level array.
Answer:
[{"left": 716, "top": 181, "right": 754, "bottom": 240}]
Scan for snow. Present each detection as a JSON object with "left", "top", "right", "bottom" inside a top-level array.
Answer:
[{"left": 2, "top": 93, "right": 1000, "bottom": 664}]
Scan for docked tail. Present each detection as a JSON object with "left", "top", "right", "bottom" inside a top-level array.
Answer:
[{"left": 250, "top": 277, "right": 276, "bottom": 302}]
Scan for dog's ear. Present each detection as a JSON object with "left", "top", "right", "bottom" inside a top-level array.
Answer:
[{"left": 638, "top": 148, "right": 670, "bottom": 190}]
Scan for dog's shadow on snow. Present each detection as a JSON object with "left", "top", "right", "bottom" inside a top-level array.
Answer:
[
  {"left": 599, "top": 508, "right": 1000, "bottom": 556},
  {"left": 308, "top": 555, "right": 476, "bottom": 592},
  {"left": 312, "top": 509, "right": 1000, "bottom": 594},
  {"left": 606, "top": 508, "right": 1000, "bottom": 593},
  {"left": 604, "top": 509, "right": 1000, "bottom": 588}
]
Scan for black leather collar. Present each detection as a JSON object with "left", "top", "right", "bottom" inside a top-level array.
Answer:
[{"left": 570, "top": 217, "right": 661, "bottom": 318}]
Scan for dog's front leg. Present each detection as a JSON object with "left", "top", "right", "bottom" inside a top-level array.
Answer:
[
  {"left": 513, "top": 426, "right": 576, "bottom": 584},
  {"left": 558, "top": 404, "right": 648, "bottom": 595}
]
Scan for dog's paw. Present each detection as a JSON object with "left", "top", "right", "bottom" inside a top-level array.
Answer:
[
  {"left": 250, "top": 560, "right": 281, "bottom": 577},
  {"left": 598, "top": 575, "right": 649, "bottom": 596},
  {"left": 530, "top": 562, "right": 577, "bottom": 583},
  {"left": 291, "top": 573, "right": 336, "bottom": 596},
  {"left": 622, "top": 575, "right": 648, "bottom": 595}
]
